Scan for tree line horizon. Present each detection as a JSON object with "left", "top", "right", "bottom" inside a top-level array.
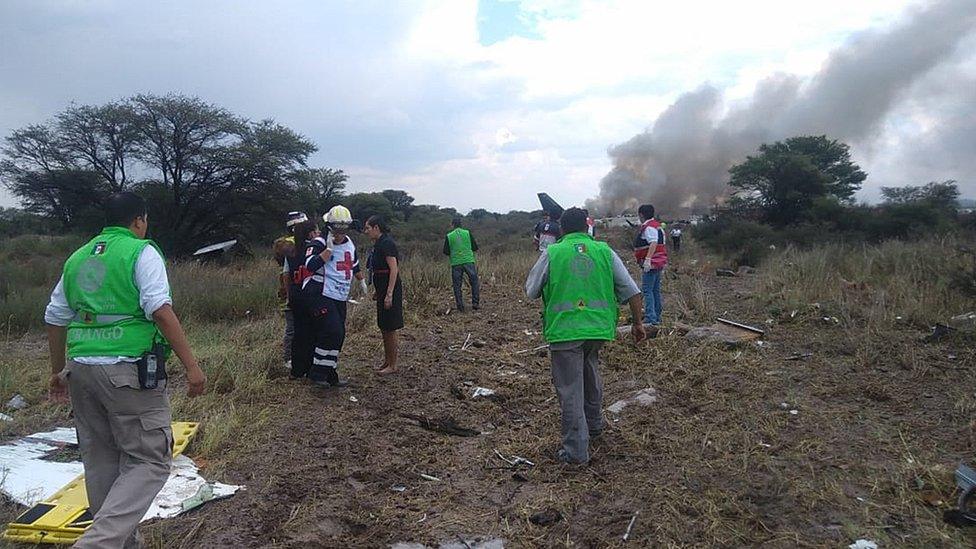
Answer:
[{"left": 1, "top": 93, "right": 970, "bottom": 255}]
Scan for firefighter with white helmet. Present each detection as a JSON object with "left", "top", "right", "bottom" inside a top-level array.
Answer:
[{"left": 290, "top": 205, "right": 366, "bottom": 387}]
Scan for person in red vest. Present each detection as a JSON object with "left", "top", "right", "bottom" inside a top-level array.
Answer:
[{"left": 633, "top": 204, "right": 668, "bottom": 325}]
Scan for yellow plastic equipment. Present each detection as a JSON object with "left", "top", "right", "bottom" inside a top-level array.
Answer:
[{"left": 3, "top": 421, "right": 199, "bottom": 545}]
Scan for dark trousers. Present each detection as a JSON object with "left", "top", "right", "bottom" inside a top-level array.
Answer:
[
  {"left": 290, "top": 290, "right": 315, "bottom": 379},
  {"left": 309, "top": 296, "right": 347, "bottom": 385},
  {"left": 290, "top": 285, "right": 346, "bottom": 384},
  {"left": 672, "top": 236, "right": 681, "bottom": 253},
  {"left": 451, "top": 263, "right": 480, "bottom": 310}
]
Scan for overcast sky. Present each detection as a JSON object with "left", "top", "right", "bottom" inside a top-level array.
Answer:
[{"left": 0, "top": 0, "right": 972, "bottom": 212}]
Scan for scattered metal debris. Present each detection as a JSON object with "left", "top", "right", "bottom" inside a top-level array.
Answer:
[
  {"left": 493, "top": 449, "right": 535, "bottom": 469},
  {"left": 948, "top": 311, "right": 976, "bottom": 333},
  {"left": 785, "top": 352, "right": 813, "bottom": 361},
  {"left": 471, "top": 387, "right": 496, "bottom": 399},
  {"left": 6, "top": 394, "right": 27, "bottom": 410},
  {"left": 848, "top": 540, "right": 877, "bottom": 549},
  {"left": 944, "top": 462, "right": 976, "bottom": 528},
  {"left": 622, "top": 510, "right": 640, "bottom": 541},
  {"left": 608, "top": 388, "right": 659, "bottom": 414},
  {"left": 715, "top": 268, "right": 736, "bottom": 277},
  {"left": 191, "top": 239, "right": 238, "bottom": 257},
  {"left": 514, "top": 344, "right": 549, "bottom": 355},
  {"left": 420, "top": 473, "right": 441, "bottom": 482}
]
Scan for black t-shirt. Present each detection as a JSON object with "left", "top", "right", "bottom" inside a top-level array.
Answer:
[{"left": 369, "top": 233, "right": 402, "bottom": 299}]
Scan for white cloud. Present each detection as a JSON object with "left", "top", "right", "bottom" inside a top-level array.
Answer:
[{"left": 3, "top": 0, "right": 970, "bottom": 215}]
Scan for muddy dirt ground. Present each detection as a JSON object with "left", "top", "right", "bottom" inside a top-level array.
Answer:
[{"left": 4, "top": 263, "right": 976, "bottom": 548}]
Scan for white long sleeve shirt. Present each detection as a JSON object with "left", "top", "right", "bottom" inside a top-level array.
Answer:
[{"left": 45, "top": 245, "right": 172, "bottom": 364}]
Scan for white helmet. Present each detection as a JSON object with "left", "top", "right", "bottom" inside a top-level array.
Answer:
[{"left": 323, "top": 205, "right": 353, "bottom": 230}]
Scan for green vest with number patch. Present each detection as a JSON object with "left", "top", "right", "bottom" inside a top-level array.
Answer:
[
  {"left": 542, "top": 232, "right": 618, "bottom": 343},
  {"left": 62, "top": 226, "right": 162, "bottom": 358},
  {"left": 447, "top": 228, "right": 475, "bottom": 266}
]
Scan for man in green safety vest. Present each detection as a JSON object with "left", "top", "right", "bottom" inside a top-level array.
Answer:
[
  {"left": 443, "top": 217, "right": 480, "bottom": 312},
  {"left": 45, "top": 192, "right": 207, "bottom": 548},
  {"left": 525, "top": 207, "right": 646, "bottom": 464}
]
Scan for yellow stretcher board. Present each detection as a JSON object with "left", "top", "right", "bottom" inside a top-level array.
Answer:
[{"left": 3, "top": 421, "right": 199, "bottom": 545}]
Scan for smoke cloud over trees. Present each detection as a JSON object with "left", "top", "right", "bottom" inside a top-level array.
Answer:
[{"left": 590, "top": 0, "right": 976, "bottom": 215}]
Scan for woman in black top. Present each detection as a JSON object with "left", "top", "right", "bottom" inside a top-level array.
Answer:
[{"left": 364, "top": 215, "right": 403, "bottom": 375}]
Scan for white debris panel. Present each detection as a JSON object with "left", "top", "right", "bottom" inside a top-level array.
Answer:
[{"left": 0, "top": 427, "right": 242, "bottom": 521}]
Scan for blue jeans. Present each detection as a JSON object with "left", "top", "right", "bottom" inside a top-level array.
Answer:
[{"left": 641, "top": 269, "right": 662, "bottom": 325}]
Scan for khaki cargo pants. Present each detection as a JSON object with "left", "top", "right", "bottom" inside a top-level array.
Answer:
[{"left": 65, "top": 360, "right": 172, "bottom": 549}]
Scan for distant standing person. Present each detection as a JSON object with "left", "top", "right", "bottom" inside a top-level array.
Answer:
[
  {"left": 365, "top": 215, "right": 403, "bottom": 375},
  {"left": 443, "top": 218, "right": 480, "bottom": 312},
  {"left": 44, "top": 192, "right": 206, "bottom": 548},
  {"left": 525, "top": 207, "right": 646, "bottom": 464},
  {"left": 670, "top": 225, "right": 682, "bottom": 253},
  {"left": 584, "top": 209, "right": 596, "bottom": 238},
  {"left": 634, "top": 204, "right": 669, "bottom": 325},
  {"left": 274, "top": 211, "right": 308, "bottom": 370},
  {"left": 533, "top": 211, "right": 561, "bottom": 252}
]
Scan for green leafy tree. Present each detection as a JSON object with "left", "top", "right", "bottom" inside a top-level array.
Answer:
[
  {"left": 1, "top": 93, "right": 332, "bottom": 254},
  {"left": 4, "top": 169, "right": 105, "bottom": 230},
  {"left": 381, "top": 189, "right": 415, "bottom": 220},
  {"left": 728, "top": 136, "right": 866, "bottom": 226},
  {"left": 295, "top": 168, "right": 347, "bottom": 218},
  {"left": 881, "top": 180, "right": 959, "bottom": 211},
  {"left": 345, "top": 192, "right": 396, "bottom": 223}
]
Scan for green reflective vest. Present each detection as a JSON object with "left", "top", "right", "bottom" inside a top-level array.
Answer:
[
  {"left": 62, "top": 226, "right": 162, "bottom": 358},
  {"left": 447, "top": 228, "right": 475, "bottom": 266},
  {"left": 542, "top": 232, "right": 618, "bottom": 343}
]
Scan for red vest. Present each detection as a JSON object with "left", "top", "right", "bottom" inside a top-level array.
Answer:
[{"left": 633, "top": 219, "right": 668, "bottom": 270}]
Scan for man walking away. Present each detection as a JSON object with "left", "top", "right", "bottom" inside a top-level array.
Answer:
[
  {"left": 533, "top": 211, "right": 561, "bottom": 252},
  {"left": 633, "top": 204, "right": 668, "bottom": 325},
  {"left": 670, "top": 225, "right": 682, "bottom": 253},
  {"left": 525, "top": 207, "right": 646, "bottom": 465},
  {"left": 443, "top": 218, "right": 481, "bottom": 312},
  {"left": 45, "top": 192, "right": 207, "bottom": 548}
]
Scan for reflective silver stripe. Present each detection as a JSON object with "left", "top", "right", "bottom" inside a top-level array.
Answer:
[
  {"left": 550, "top": 299, "right": 609, "bottom": 313},
  {"left": 72, "top": 313, "right": 135, "bottom": 324},
  {"left": 313, "top": 358, "right": 338, "bottom": 368}
]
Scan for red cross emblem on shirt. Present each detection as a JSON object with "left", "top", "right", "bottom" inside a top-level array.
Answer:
[{"left": 336, "top": 251, "right": 354, "bottom": 280}]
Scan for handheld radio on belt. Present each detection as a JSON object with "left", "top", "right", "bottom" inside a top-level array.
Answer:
[{"left": 137, "top": 339, "right": 168, "bottom": 390}]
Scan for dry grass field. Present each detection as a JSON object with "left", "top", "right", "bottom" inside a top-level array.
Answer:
[{"left": 1, "top": 231, "right": 975, "bottom": 547}]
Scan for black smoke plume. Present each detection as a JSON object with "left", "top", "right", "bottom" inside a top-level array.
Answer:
[{"left": 590, "top": 0, "right": 976, "bottom": 215}]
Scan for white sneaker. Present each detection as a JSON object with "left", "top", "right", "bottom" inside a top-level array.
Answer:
[{"left": 284, "top": 360, "right": 292, "bottom": 370}]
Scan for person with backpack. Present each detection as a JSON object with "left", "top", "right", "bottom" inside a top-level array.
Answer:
[
  {"left": 443, "top": 217, "right": 480, "bottom": 312},
  {"left": 273, "top": 211, "right": 308, "bottom": 370},
  {"left": 634, "top": 204, "right": 668, "bottom": 326}
]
